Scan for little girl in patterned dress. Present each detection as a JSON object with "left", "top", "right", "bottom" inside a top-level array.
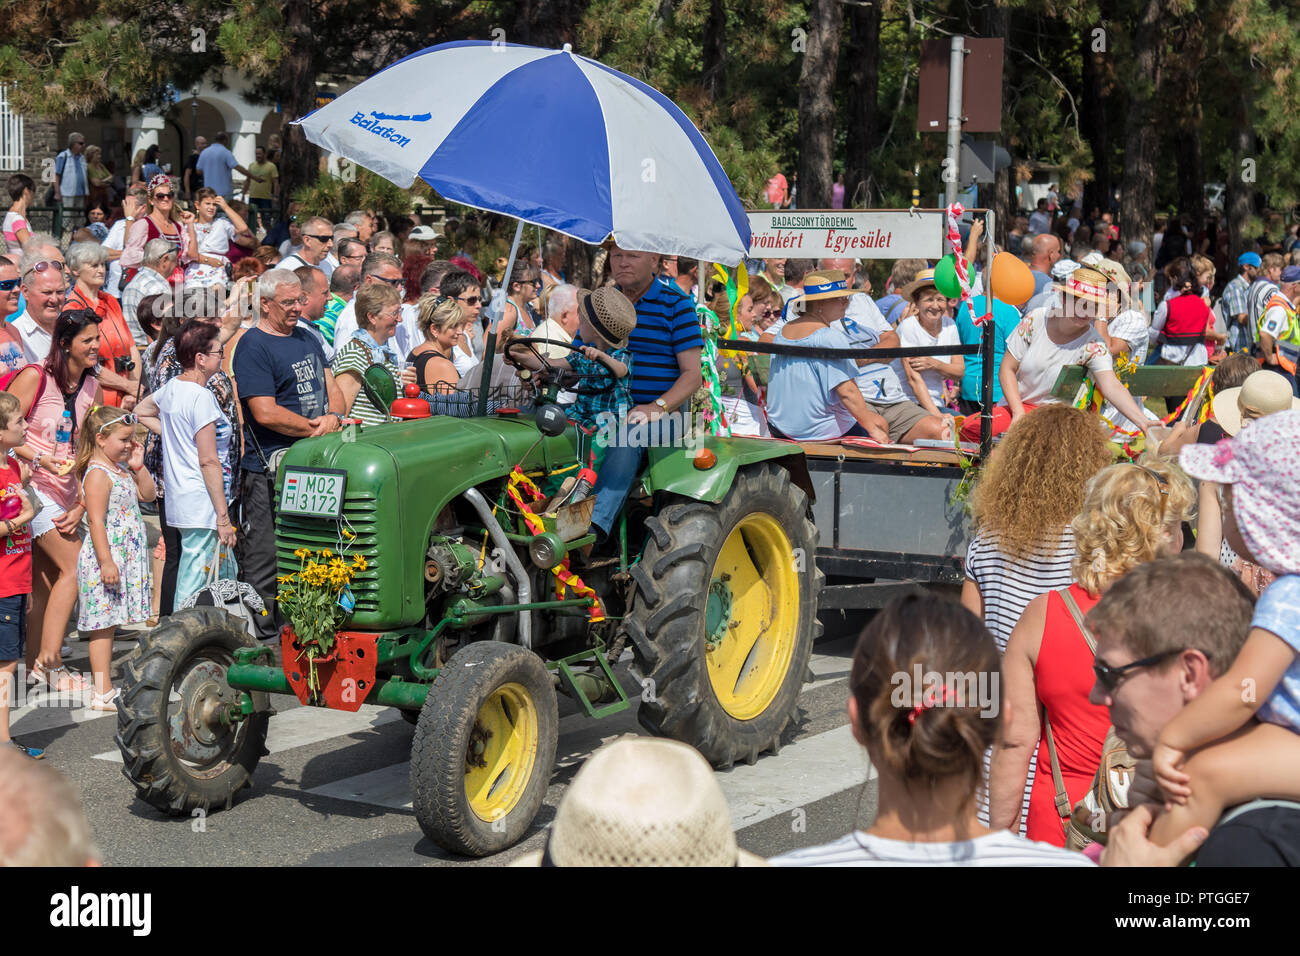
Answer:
[{"left": 74, "top": 406, "right": 156, "bottom": 711}]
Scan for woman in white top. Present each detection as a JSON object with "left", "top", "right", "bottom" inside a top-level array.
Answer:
[
  {"left": 895, "top": 268, "right": 963, "bottom": 414},
  {"left": 3, "top": 173, "right": 34, "bottom": 255},
  {"left": 185, "top": 189, "right": 255, "bottom": 289},
  {"left": 771, "top": 594, "right": 1092, "bottom": 867},
  {"left": 135, "top": 321, "right": 238, "bottom": 608}
]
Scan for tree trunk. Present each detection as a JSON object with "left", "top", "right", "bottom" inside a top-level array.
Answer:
[
  {"left": 1119, "top": 0, "right": 1164, "bottom": 262},
  {"left": 701, "top": 0, "right": 727, "bottom": 102},
  {"left": 980, "top": 3, "right": 1012, "bottom": 244},
  {"left": 1226, "top": 89, "right": 1256, "bottom": 263},
  {"left": 277, "top": 0, "right": 316, "bottom": 219},
  {"left": 797, "top": 0, "right": 843, "bottom": 209},
  {"left": 1171, "top": 20, "right": 1206, "bottom": 235},
  {"left": 1080, "top": 32, "right": 1111, "bottom": 218},
  {"left": 843, "top": 0, "right": 881, "bottom": 208}
]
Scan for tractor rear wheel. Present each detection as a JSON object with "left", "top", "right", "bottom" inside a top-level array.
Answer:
[
  {"left": 115, "top": 607, "right": 270, "bottom": 815},
  {"left": 410, "top": 641, "right": 558, "bottom": 857},
  {"left": 624, "top": 463, "right": 820, "bottom": 768}
]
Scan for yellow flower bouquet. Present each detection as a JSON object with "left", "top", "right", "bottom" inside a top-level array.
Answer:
[{"left": 276, "top": 546, "right": 369, "bottom": 680}]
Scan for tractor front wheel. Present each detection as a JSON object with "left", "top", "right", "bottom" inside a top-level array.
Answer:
[
  {"left": 410, "top": 641, "right": 558, "bottom": 857},
  {"left": 115, "top": 607, "right": 271, "bottom": 815},
  {"left": 625, "top": 462, "right": 820, "bottom": 768}
]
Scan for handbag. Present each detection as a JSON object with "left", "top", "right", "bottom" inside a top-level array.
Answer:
[
  {"left": 177, "top": 539, "right": 266, "bottom": 638},
  {"left": 1043, "top": 587, "right": 1134, "bottom": 852}
]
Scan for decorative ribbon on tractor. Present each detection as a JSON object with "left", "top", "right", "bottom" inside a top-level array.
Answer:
[
  {"left": 695, "top": 301, "right": 731, "bottom": 438},
  {"left": 507, "top": 468, "right": 605, "bottom": 622}
]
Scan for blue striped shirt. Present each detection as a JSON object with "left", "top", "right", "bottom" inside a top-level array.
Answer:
[{"left": 621, "top": 279, "right": 704, "bottom": 405}]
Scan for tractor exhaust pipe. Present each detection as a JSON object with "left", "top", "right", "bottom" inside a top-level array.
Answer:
[{"left": 461, "top": 487, "right": 533, "bottom": 650}]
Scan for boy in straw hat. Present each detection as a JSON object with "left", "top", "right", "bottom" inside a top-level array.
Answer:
[
  {"left": 960, "top": 266, "right": 1152, "bottom": 441},
  {"left": 511, "top": 736, "right": 767, "bottom": 866}
]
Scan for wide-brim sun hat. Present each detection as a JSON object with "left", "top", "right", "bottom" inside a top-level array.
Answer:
[
  {"left": 790, "top": 269, "right": 856, "bottom": 308},
  {"left": 1053, "top": 266, "right": 1119, "bottom": 314},
  {"left": 1210, "top": 370, "right": 1300, "bottom": 436},
  {"left": 899, "top": 267, "right": 940, "bottom": 301},
  {"left": 578, "top": 285, "right": 637, "bottom": 349},
  {"left": 509, "top": 736, "right": 767, "bottom": 867},
  {"left": 1180, "top": 409, "right": 1300, "bottom": 576}
]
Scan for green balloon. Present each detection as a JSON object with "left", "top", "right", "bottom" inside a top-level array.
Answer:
[{"left": 933, "top": 255, "right": 963, "bottom": 298}]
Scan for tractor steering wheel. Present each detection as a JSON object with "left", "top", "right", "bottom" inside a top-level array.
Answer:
[{"left": 502, "top": 337, "right": 617, "bottom": 397}]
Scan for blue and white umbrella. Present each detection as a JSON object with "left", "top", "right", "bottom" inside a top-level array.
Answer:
[{"left": 295, "top": 41, "right": 751, "bottom": 265}]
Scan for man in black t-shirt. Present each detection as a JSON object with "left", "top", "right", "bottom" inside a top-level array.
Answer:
[
  {"left": 183, "top": 136, "right": 206, "bottom": 201},
  {"left": 231, "top": 268, "right": 343, "bottom": 625}
]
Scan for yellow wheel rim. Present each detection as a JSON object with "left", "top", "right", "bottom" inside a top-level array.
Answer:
[
  {"left": 465, "top": 682, "right": 539, "bottom": 823},
  {"left": 704, "top": 512, "right": 801, "bottom": 721}
]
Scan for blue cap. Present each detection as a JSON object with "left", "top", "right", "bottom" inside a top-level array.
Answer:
[
  {"left": 1281, "top": 265, "right": 1300, "bottom": 283},
  {"left": 1238, "top": 252, "right": 1262, "bottom": 268}
]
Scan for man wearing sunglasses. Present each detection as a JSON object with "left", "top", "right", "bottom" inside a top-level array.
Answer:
[
  {"left": 325, "top": 252, "right": 403, "bottom": 362},
  {"left": 278, "top": 216, "right": 334, "bottom": 273},
  {"left": 1083, "top": 553, "right": 1300, "bottom": 865},
  {"left": 13, "top": 252, "right": 68, "bottom": 364}
]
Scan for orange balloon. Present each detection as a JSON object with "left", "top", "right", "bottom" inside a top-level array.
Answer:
[{"left": 990, "top": 251, "right": 1036, "bottom": 306}]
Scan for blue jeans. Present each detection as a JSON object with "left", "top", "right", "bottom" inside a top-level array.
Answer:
[{"left": 589, "top": 415, "right": 684, "bottom": 537}]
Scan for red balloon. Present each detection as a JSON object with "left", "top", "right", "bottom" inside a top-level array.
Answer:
[{"left": 990, "top": 251, "right": 1036, "bottom": 306}]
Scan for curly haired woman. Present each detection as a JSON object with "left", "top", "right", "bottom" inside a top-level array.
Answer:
[
  {"left": 962, "top": 404, "right": 1113, "bottom": 830},
  {"left": 989, "top": 459, "right": 1194, "bottom": 846}
]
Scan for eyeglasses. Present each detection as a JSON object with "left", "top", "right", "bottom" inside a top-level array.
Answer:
[
  {"left": 304, "top": 234, "right": 333, "bottom": 243},
  {"left": 0, "top": 278, "right": 18, "bottom": 291},
  {"left": 371, "top": 275, "right": 403, "bottom": 287},
  {"left": 98, "top": 412, "right": 139, "bottom": 434},
  {"left": 458, "top": 295, "right": 481, "bottom": 305},
  {"left": 153, "top": 192, "right": 174, "bottom": 200},
  {"left": 206, "top": 347, "right": 225, "bottom": 357},
  {"left": 272, "top": 296, "right": 307, "bottom": 307},
  {"left": 1093, "top": 649, "right": 1185, "bottom": 694}
]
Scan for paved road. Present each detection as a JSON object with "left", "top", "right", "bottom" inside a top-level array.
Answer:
[{"left": 12, "top": 628, "right": 878, "bottom": 866}]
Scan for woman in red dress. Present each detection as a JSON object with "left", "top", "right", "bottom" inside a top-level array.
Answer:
[
  {"left": 119, "top": 174, "right": 192, "bottom": 286},
  {"left": 989, "top": 459, "right": 1195, "bottom": 846}
]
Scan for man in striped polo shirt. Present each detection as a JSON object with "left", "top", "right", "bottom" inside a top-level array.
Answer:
[{"left": 589, "top": 244, "right": 704, "bottom": 541}]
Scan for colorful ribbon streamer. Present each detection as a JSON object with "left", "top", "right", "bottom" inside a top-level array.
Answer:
[
  {"left": 945, "top": 203, "right": 981, "bottom": 325},
  {"left": 695, "top": 302, "right": 731, "bottom": 437},
  {"left": 507, "top": 468, "right": 605, "bottom": 621}
]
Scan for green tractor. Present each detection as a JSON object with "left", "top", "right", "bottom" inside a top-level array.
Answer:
[{"left": 116, "top": 345, "right": 821, "bottom": 856}]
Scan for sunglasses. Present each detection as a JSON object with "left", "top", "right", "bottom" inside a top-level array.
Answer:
[
  {"left": 23, "top": 260, "right": 65, "bottom": 278},
  {"left": 372, "top": 275, "right": 403, "bottom": 287},
  {"left": 98, "top": 412, "right": 140, "bottom": 434},
  {"left": 305, "top": 234, "right": 333, "bottom": 243},
  {"left": 1093, "top": 648, "right": 1185, "bottom": 694},
  {"left": 458, "top": 295, "right": 481, "bottom": 305},
  {"left": 0, "top": 278, "right": 18, "bottom": 291},
  {"left": 153, "top": 192, "right": 174, "bottom": 200}
]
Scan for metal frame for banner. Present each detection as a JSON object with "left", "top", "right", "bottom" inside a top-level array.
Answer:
[{"left": 726, "top": 207, "right": 997, "bottom": 457}]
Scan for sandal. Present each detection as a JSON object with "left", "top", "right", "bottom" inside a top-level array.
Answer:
[
  {"left": 89, "top": 688, "right": 120, "bottom": 712},
  {"left": 28, "top": 662, "right": 91, "bottom": 694}
]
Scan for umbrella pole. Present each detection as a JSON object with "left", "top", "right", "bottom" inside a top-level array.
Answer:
[{"left": 478, "top": 219, "right": 526, "bottom": 416}]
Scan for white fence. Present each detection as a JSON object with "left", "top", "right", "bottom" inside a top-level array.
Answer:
[{"left": 0, "top": 87, "right": 24, "bottom": 170}]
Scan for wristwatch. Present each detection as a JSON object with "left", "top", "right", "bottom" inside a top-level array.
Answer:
[{"left": 654, "top": 398, "right": 669, "bottom": 412}]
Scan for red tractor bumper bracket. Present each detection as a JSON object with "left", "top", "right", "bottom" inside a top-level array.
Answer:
[{"left": 281, "top": 627, "right": 380, "bottom": 711}]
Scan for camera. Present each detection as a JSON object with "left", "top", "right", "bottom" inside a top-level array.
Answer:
[{"left": 112, "top": 356, "right": 135, "bottom": 374}]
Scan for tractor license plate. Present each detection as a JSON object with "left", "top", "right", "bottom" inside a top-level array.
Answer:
[{"left": 280, "top": 468, "right": 347, "bottom": 519}]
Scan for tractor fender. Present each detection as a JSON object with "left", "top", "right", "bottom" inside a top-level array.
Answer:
[{"left": 640, "top": 435, "right": 813, "bottom": 505}]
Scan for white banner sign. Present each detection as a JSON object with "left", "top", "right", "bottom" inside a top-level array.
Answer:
[{"left": 747, "top": 210, "right": 945, "bottom": 260}]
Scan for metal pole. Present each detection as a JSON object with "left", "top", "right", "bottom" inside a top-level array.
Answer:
[
  {"left": 979, "top": 209, "right": 996, "bottom": 457},
  {"left": 477, "top": 219, "right": 526, "bottom": 416},
  {"left": 945, "top": 35, "right": 965, "bottom": 207}
]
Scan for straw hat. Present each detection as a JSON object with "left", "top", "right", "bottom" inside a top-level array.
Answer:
[
  {"left": 790, "top": 269, "right": 856, "bottom": 308},
  {"left": 1211, "top": 370, "right": 1300, "bottom": 436},
  {"left": 899, "top": 267, "right": 939, "bottom": 301},
  {"left": 510, "top": 737, "right": 767, "bottom": 867},
  {"left": 1054, "top": 266, "right": 1119, "bottom": 314},
  {"left": 578, "top": 286, "right": 637, "bottom": 349}
]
